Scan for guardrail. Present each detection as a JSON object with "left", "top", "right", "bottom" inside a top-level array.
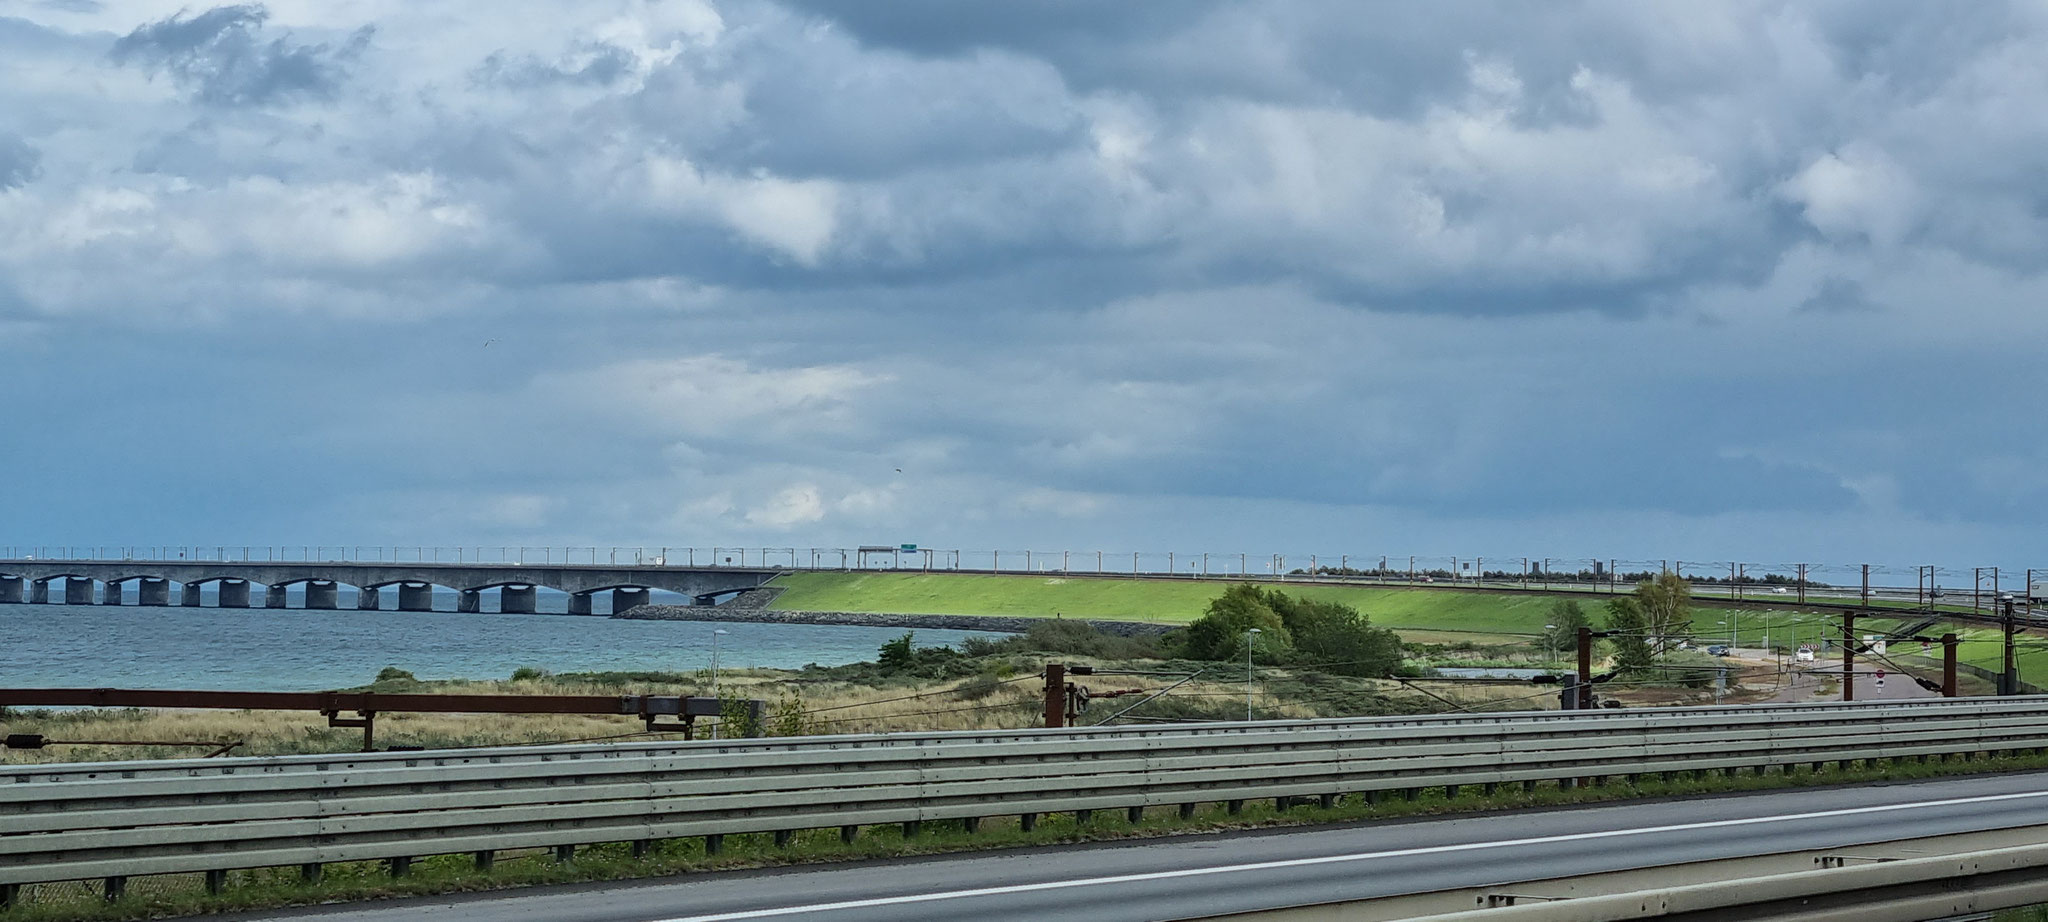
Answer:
[
  {"left": 7, "top": 695, "right": 2048, "bottom": 905},
  {"left": 1191, "top": 825, "right": 2048, "bottom": 921}
]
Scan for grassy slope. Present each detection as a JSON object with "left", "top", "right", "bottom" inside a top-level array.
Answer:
[{"left": 770, "top": 572, "right": 1757, "bottom": 638}]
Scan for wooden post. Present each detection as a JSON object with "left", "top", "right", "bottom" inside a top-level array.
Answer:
[
  {"left": 1044, "top": 663, "right": 1066, "bottom": 729},
  {"left": 1943, "top": 633, "right": 1959, "bottom": 698}
]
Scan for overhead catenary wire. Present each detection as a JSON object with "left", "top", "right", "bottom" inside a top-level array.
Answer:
[{"left": 800, "top": 673, "right": 1042, "bottom": 715}]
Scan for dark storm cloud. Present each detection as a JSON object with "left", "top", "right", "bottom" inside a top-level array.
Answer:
[
  {"left": 474, "top": 44, "right": 638, "bottom": 88},
  {"left": 110, "top": 4, "right": 371, "bottom": 107},
  {"left": 4, "top": 0, "right": 2048, "bottom": 562},
  {"left": 1798, "top": 277, "right": 1879, "bottom": 315}
]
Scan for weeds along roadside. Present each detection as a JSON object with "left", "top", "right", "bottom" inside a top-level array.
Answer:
[{"left": 9, "top": 747, "right": 2048, "bottom": 921}]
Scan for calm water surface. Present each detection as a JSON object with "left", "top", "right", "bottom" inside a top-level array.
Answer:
[{"left": 0, "top": 602, "right": 1003, "bottom": 691}]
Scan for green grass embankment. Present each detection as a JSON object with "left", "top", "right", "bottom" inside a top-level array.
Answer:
[{"left": 769, "top": 572, "right": 1760, "bottom": 641}]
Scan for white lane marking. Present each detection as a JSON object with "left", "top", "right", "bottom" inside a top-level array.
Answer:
[{"left": 651, "top": 788, "right": 2048, "bottom": 921}]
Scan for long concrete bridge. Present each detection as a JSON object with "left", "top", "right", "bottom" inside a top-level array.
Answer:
[{"left": 0, "top": 561, "right": 778, "bottom": 615}]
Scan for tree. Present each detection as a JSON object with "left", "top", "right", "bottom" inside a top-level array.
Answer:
[
  {"left": 1275, "top": 596, "right": 1403, "bottom": 677},
  {"left": 1539, "top": 599, "right": 1589, "bottom": 654},
  {"left": 1604, "top": 597, "right": 1654, "bottom": 674},
  {"left": 1176, "top": 584, "right": 1290, "bottom": 660},
  {"left": 1635, "top": 572, "right": 1694, "bottom": 653},
  {"left": 1175, "top": 585, "right": 1403, "bottom": 677},
  {"left": 878, "top": 632, "right": 916, "bottom": 670}
]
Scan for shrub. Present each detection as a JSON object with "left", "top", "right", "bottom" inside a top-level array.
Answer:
[
  {"left": 766, "top": 690, "right": 816, "bottom": 737},
  {"left": 1175, "top": 584, "right": 1291, "bottom": 660},
  {"left": 508, "top": 666, "right": 549, "bottom": 682},
  {"left": 953, "top": 674, "right": 1004, "bottom": 701},
  {"left": 1004, "top": 620, "right": 1162, "bottom": 658},
  {"left": 959, "top": 635, "right": 1005, "bottom": 657},
  {"left": 373, "top": 667, "right": 416, "bottom": 684},
  {"left": 878, "top": 632, "right": 917, "bottom": 670}
]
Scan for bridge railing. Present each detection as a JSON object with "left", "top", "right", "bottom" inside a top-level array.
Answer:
[
  {"left": 6, "top": 695, "right": 2048, "bottom": 900},
  {"left": 0, "top": 548, "right": 2040, "bottom": 612}
]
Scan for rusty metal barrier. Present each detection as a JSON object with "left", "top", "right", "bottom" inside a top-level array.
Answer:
[{"left": 0, "top": 688, "right": 750, "bottom": 750}]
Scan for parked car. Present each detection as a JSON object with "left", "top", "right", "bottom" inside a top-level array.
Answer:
[
  {"left": 1707, "top": 645, "right": 1731, "bottom": 656},
  {"left": 1795, "top": 648, "right": 1816, "bottom": 662}
]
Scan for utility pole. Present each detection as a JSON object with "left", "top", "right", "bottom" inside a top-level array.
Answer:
[
  {"left": 1861, "top": 564, "right": 1870, "bottom": 608},
  {"left": 1576, "top": 626, "right": 1595, "bottom": 710},
  {"left": 1796, "top": 563, "right": 1807, "bottom": 604},
  {"left": 1842, "top": 612, "right": 1856, "bottom": 702}
]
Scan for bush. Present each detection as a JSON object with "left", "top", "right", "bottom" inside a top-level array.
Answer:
[
  {"left": 1172, "top": 584, "right": 1402, "bottom": 677},
  {"left": 766, "top": 690, "right": 815, "bottom": 737},
  {"left": 953, "top": 674, "right": 1004, "bottom": 701},
  {"left": 508, "top": 666, "right": 550, "bottom": 682},
  {"left": 374, "top": 667, "right": 416, "bottom": 684},
  {"left": 1006, "top": 620, "right": 1163, "bottom": 658},
  {"left": 959, "top": 635, "right": 1005, "bottom": 657},
  {"left": 1174, "top": 584, "right": 1291, "bottom": 661},
  {"left": 878, "top": 632, "right": 917, "bottom": 670},
  {"left": 1656, "top": 651, "right": 1726, "bottom": 689}
]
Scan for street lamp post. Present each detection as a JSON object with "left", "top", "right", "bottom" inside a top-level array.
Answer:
[
  {"left": 1245, "top": 628, "right": 1262, "bottom": 722},
  {"left": 709, "top": 629, "right": 730, "bottom": 739}
]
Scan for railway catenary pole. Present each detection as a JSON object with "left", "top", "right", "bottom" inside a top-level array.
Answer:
[
  {"left": 1576, "top": 627, "right": 1595, "bottom": 710},
  {"left": 2003, "top": 598, "right": 2020, "bottom": 696},
  {"left": 1843, "top": 611, "right": 1857, "bottom": 702}
]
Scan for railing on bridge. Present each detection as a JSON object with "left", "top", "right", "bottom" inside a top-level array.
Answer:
[{"left": 1, "top": 547, "right": 2042, "bottom": 613}]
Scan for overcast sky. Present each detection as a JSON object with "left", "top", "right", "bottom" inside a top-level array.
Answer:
[{"left": 2, "top": 1, "right": 2044, "bottom": 570}]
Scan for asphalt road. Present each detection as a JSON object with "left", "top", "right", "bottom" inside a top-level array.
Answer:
[{"left": 235, "top": 771, "right": 2048, "bottom": 922}]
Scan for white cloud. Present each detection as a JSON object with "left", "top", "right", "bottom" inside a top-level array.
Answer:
[
  {"left": 1781, "top": 144, "right": 1922, "bottom": 246},
  {"left": 747, "top": 483, "right": 825, "bottom": 528},
  {"left": 639, "top": 155, "right": 841, "bottom": 265}
]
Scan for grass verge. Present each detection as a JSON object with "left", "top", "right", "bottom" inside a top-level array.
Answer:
[
  {"left": 769, "top": 572, "right": 1759, "bottom": 640},
  {"left": 13, "top": 749, "right": 2048, "bottom": 920}
]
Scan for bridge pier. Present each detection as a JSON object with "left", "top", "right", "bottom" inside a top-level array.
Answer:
[
  {"left": 613, "top": 588, "right": 650, "bottom": 615},
  {"left": 64, "top": 578, "right": 94, "bottom": 605},
  {"left": 305, "top": 581, "right": 338, "bottom": 610},
  {"left": 458, "top": 589, "right": 480, "bottom": 614},
  {"left": 567, "top": 592, "right": 594, "bottom": 616},
  {"left": 29, "top": 579, "right": 48, "bottom": 604},
  {"left": 501, "top": 585, "right": 536, "bottom": 614},
  {"left": 357, "top": 586, "right": 381, "bottom": 610},
  {"left": 101, "top": 580, "right": 124, "bottom": 606},
  {"left": 137, "top": 578, "right": 170, "bottom": 607},
  {"left": 218, "top": 579, "right": 250, "bottom": 608},
  {"left": 266, "top": 584, "right": 289, "bottom": 609},
  {"left": 0, "top": 576, "right": 20, "bottom": 604},
  {"left": 398, "top": 583, "right": 434, "bottom": 612},
  {"left": 181, "top": 583, "right": 202, "bottom": 607}
]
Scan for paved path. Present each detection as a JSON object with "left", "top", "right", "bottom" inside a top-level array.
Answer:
[{"left": 233, "top": 771, "right": 2048, "bottom": 922}]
